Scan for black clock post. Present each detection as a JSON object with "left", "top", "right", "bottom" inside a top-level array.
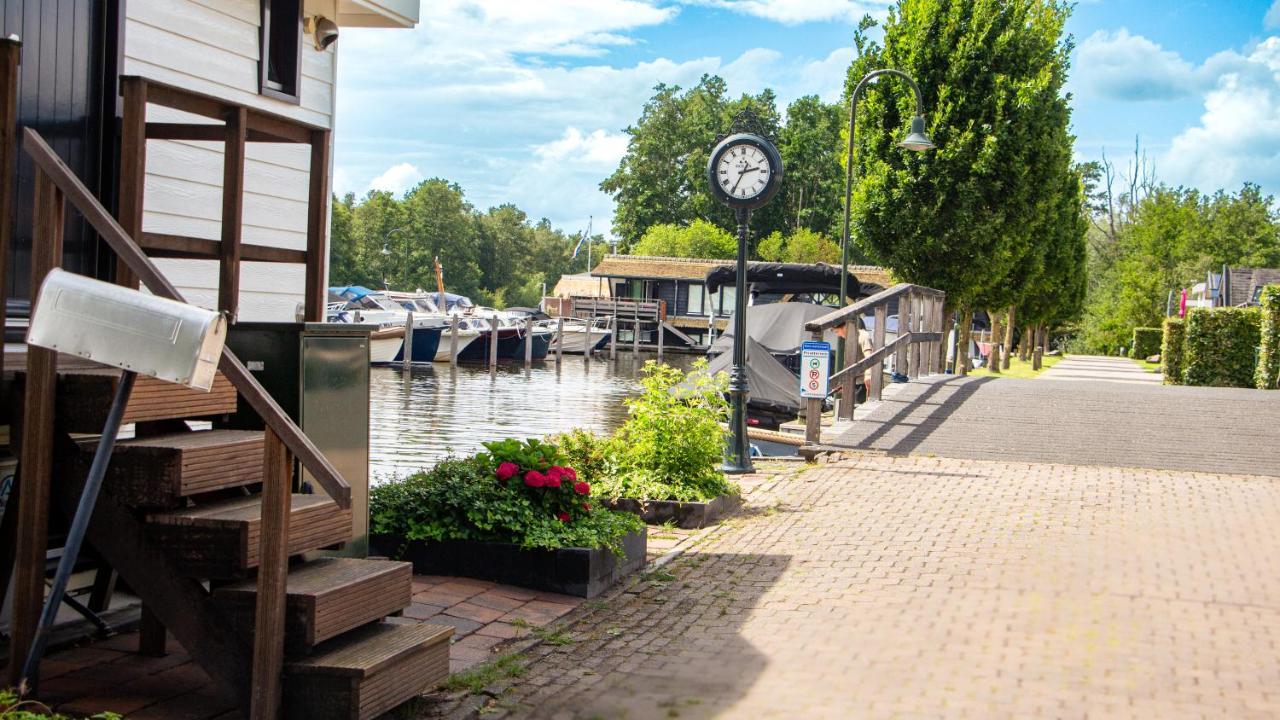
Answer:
[{"left": 706, "top": 115, "right": 783, "bottom": 474}]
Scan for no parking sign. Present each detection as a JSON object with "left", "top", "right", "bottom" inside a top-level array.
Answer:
[{"left": 799, "top": 340, "right": 831, "bottom": 399}]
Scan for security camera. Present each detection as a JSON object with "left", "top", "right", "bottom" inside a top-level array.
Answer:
[{"left": 306, "top": 16, "right": 338, "bottom": 51}]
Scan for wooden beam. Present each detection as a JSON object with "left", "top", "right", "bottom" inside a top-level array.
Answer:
[
  {"left": 304, "top": 130, "right": 331, "bottom": 321},
  {"left": 20, "top": 128, "right": 351, "bottom": 509},
  {"left": 139, "top": 232, "right": 308, "bottom": 263},
  {"left": 220, "top": 107, "right": 247, "bottom": 320},
  {"left": 146, "top": 122, "right": 306, "bottom": 144},
  {"left": 0, "top": 38, "right": 19, "bottom": 383},
  {"left": 116, "top": 77, "right": 147, "bottom": 290},
  {"left": 7, "top": 169, "right": 63, "bottom": 687},
  {"left": 249, "top": 430, "right": 291, "bottom": 719},
  {"left": 246, "top": 110, "right": 312, "bottom": 144}
]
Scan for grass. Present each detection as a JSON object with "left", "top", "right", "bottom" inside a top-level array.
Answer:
[
  {"left": 438, "top": 653, "right": 527, "bottom": 694},
  {"left": 1133, "top": 358, "right": 1162, "bottom": 374},
  {"left": 967, "top": 353, "right": 1062, "bottom": 379}
]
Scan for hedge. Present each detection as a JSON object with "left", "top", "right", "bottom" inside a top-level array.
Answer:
[
  {"left": 1257, "top": 285, "right": 1280, "bottom": 390},
  {"left": 1130, "top": 327, "right": 1162, "bottom": 359},
  {"left": 1160, "top": 318, "right": 1185, "bottom": 385},
  {"left": 1183, "top": 307, "right": 1262, "bottom": 388}
]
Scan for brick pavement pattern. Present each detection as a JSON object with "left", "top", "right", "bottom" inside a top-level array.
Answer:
[
  {"left": 424, "top": 454, "right": 1280, "bottom": 719},
  {"left": 831, "top": 372, "right": 1278, "bottom": 475}
]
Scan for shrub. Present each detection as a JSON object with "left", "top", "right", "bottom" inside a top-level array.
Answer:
[
  {"left": 548, "top": 428, "right": 612, "bottom": 485},
  {"left": 2, "top": 690, "right": 120, "bottom": 720},
  {"left": 369, "top": 442, "right": 643, "bottom": 557},
  {"left": 1183, "top": 307, "right": 1262, "bottom": 388},
  {"left": 1160, "top": 318, "right": 1185, "bottom": 385},
  {"left": 594, "top": 360, "right": 736, "bottom": 502},
  {"left": 1129, "top": 327, "right": 1162, "bottom": 359},
  {"left": 1258, "top": 286, "right": 1280, "bottom": 390}
]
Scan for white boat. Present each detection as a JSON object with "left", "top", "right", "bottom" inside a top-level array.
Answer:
[
  {"left": 431, "top": 317, "right": 485, "bottom": 362},
  {"left": 547, "top": 317, "right": 612, "bottom": 354},
  {"left": 369, "top": 323, "right": 407, "bottom": 363}
]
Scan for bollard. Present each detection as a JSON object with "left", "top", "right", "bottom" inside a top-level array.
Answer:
[
  {"left": 610, "top": 303, "right": 618, "bottom": 359},
  {"left": 489, "top": 314, "right": 499, "bottom": 371},
  {"left": 524, "top": 315, "right": 533, "bottom": 367},
  {"left": 403, "top": 311, "right": 414, "bottom": 370},
  {"left": 556, "top": 316, "right": 564, "bottom": 363},
  {"left": 583, "top": 317, "right": 592, "bottom": 361},
  {"left": 632, "top": 304, "right": 639, "bottom": 354},
  {"left": 449, "top": 315, "right": 459, "bottom": 366}
]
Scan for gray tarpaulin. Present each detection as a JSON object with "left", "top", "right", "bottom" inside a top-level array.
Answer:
[
  {"left": 709, "top": 303, "right": 840, "bottom": 357},
  {"left": 690, "top": 335, "right": 803, "bottom": 415}
]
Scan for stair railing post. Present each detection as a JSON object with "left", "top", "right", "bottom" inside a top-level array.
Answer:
[
  {"left": 871, "top": 303, "right": 887, "bottom": 400},
  {"left": 894, "top": 290, "right": 911, "bottom": 381},
  {"left": 839, "top": 317, "right": 860, "bottom": 420},
  {"left": 250, "top": 429, "right": 291, "bottom": 720},
  {"left": 8, "top": 168, "right": 63, "bottom": 688}
]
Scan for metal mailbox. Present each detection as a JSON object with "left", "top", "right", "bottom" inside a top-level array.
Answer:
[{"left": 27, "top": 268, "right": 226, "bottom": 391}]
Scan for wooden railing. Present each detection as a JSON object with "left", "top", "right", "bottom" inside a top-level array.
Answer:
[
  {"left": 802, "top": 283, "right": 946, "bottom": 446},
  {"left": 13, "top": 128, "right": 348, "bottom": 716}
]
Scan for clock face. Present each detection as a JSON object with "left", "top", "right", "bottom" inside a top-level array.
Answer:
[{"left": 715, "top": 143, "right": 773, "bottom": 201}]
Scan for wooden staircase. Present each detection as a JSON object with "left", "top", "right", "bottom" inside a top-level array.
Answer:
[{"left": 2, "top": 125, "right": 454, "bottom": 719}]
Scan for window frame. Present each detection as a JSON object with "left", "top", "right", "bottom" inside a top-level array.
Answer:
[{"left": 259, "top": 0, "right": 303, "bottom": 104}]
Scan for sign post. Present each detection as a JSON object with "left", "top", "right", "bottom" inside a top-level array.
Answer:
[{"left": 800, "top": 340, "right": 831, "bottom": 399}]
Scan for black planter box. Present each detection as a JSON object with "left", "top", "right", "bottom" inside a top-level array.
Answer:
[
  {"left": 605, "top": 494, "right": 742, "bottom": 529},
  {"left": 369, "top": 530, "right": 646, "bottom": 598}
]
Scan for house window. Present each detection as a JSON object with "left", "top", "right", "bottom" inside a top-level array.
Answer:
[
  {"left": 687, "top": 283, "right": 705, "bottom": 316},
  {"left": 260, "top": 0, "right": 302, "bottom": 103},
  {"left": 713, "top": 287, "right": 736, "bottom": 316}
]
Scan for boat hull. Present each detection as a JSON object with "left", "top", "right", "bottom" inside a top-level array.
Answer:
[
  {"left": 433, "top": 330, "right": 482, "bottom": 362},
  {"left": 457, "top": 328, "right": 553, "bottom": 362},
  {"left": 369, "top": 327, "right": 404, "bottom": 364},
  {"left": 391, "top": 327, "right": 444, "bottom": 363},
  {"left": 550, "top": 329, "right": 612, "bottom": 354}
]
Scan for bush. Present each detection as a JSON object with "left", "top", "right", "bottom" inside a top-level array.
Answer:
[
  {"left": 1257, "top": 286, "right": 1280, "bottom": 390},
  {"left": 1183, "top": 307, "right": 1262, "bottom": 388},
  {"left": 369, "top": 441, "right": 643, "bottom": 557},
  {"left": 2, "top": 690, "right": 120, "bottom": 719},
  {"left": 1160, "top": 318, "right": 1185, "bottom": 385},
  {"left": 548, "top": 428, "right": 612, "bottom": 485},
  {"left": 593, "top": 360, "right": 737, "bottom": 503},
  {"left": 1129, "top": 327, "right": 1162, "bottom": 359}
]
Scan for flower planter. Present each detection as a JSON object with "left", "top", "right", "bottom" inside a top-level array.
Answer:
[
  {"left": 605, "top": 494, "right": 741, "bottom": 529},
  {"left": 369, "top": 529, "right": 646, "bottom": 598}
]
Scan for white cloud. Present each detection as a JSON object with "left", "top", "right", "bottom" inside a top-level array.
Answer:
[
  {"left": 368, "top": 163, "right": 424, "bottom": 195},
  {"left": 533, "top": 128, "right": 629, "bottom": 166},
  {"left": 683, "top": 0, "right": 889, "bottom": 25},
  {"left": 1074, "top": 29, "right": 1195, "bottom": 101},
  {"left": 1267, "top": 0, "right": 1280, "bottom": 30}
]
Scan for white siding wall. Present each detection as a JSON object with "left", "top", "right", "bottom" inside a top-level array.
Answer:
[{"left": 123, "top": 0, "right": 337, "bottom": 320}]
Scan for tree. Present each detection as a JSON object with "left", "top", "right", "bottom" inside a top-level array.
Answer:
[
  {"left": 756, "top": 228, "right": 841, "bottom": 264},
  {"left": 777, "top": 96, "right": 846, "bottom": 237},
  {"left": 847, "top": 0, "right": 1076, "bottom": 313},
  {"left": 631, "top": 220, "right": 736, "bottom": 259},
  {"left": 328, "top": 193, "right": 359, "bottom": 285}
]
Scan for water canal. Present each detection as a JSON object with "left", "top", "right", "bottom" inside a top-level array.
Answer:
[{"left": 368, "top": 354, "right": 696, "bottom": 481}]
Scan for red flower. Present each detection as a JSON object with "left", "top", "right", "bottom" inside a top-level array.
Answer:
[
  {"left": 563, "top": 467, "right": 578, "bottom": 482},
  {"left": 582, "top": 502, "right": 591, "bottom": 511},
  {"left": 556, "top": 511, "right": 571, "bottom": 522},
  {"left": 573, "top": 481, "right": 590, "bottom": 496},
  {"left": 523, "top": 470, "right": 546, "bottom": 488},
  {"left": 495, "top": 462, "right": 519, "bottom": 482},
  {"left": 545, "top": 474, "right": 563, "bottom": 488}
]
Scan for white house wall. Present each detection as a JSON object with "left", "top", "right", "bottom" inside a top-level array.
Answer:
[{"left": 123, "top": 0, "right": 337, "bottom": 321}]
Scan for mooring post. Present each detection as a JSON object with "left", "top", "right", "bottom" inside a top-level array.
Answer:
[
  {"left": 524, "top": 315, "right": 533, "bottom": 367},
  {"left": 556, "top": 316, "right": 564, "bottom": 363},
  {"left": 402, "top": 311, "right": 414, "bottom": 369},
  {"left": 656, "top": 300, "right": 665, "bottom": 361},
  {"left": 449, "top": 315, "right": 459, "bottom": 366},
  {"left": 632, "top": 303, "right": 639, "bottom": 355},
  {"left": 610, "top": 301, "right": 618, "bottom": 359},
  {"left": 489, "top": 315, "right": 499, "bottom": 371}
]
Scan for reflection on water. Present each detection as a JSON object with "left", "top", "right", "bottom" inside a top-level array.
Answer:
[{"left": 369, "top": 354, "right": 695, "bottom": 482}]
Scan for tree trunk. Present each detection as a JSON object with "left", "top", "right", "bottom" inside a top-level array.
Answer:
[
  {"left": 1019, "top": 321, "right": 1032, "bottom": 361},
  {"left": 1003, "top": 306, "right": 1015, "bottom": 370},
  {"left": 988, "top": 311, "right": 1002, "bottom": 374},
  {"left": 1032, "top": 324, "right": 1045, "bottom": 370},
  {"left": 957, "top": 310, "right": 974, "bottom": 376}
]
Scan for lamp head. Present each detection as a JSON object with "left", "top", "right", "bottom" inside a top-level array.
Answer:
[{"left": 899, "top": 115, "right": 935, "bottom": 152}]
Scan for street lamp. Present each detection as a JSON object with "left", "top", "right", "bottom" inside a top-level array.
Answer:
[
  {"left": 838, "top": 69, "right": 935, "bottom": 360},
  {"left": 382, "top": 226, "right": 407, "bottom": 289}
]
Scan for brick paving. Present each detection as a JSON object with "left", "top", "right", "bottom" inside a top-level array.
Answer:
[
  {"left": 1038, "top": 355, "right": 1162, "bottom": 384},
  {"left": 830, "top": 371, "right": 1279, "bottom": 475},
  {"left": 421, "top": 454, "right": 1280, "bottom": 720}
]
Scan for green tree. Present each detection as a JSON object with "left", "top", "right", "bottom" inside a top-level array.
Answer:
[
  {"left": 631, "top": 220, "right": 737, "bottom": 259},
  {"left": 756, "top": 228, "right": 841, "bottom": 264},
  {"left": 328, "top": 193, "right": 359, "bottom": 285},
  {"left": 777, "top": 95, "right": 846, "bottom": 237},
  {"left": 847, "top": 0, "right": 1076, "bottom": 313}
]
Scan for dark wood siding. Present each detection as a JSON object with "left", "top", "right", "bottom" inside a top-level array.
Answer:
[
  {"left": 2, "top": 0, "right": 117, "bottom": 300},
  {"left": 654, "top": 280, "right": 676, "bottom": 315}
]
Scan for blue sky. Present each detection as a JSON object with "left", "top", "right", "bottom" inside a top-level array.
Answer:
[{"left": 334, "top": 0, "right": 1280, "bottom": 239}]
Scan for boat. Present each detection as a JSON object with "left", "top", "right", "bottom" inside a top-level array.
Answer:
[
  {"left": 546, "top": 317, "right": 612, "bottom": 354},
  {"left": 327, "top": 285, "right": 457, "bottom": 364},
  {"left": 456, "top": 313, "right": 553, "bottom": 362}
]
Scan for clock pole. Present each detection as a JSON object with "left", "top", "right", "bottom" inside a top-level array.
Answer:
[{"left": 724, "top": 205, "right": 754, "bottom": 474}]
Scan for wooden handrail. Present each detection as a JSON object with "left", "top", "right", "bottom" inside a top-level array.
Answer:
[
  {"left": 21, "top": 128, "right": 351, "bottom": 508},
  {"left": 807, "top": 283, "right": 929, "bottom": 332}
]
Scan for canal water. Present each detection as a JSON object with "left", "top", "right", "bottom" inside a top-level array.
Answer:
[{"left": 368, "top": 354, "right": 695, "bottom": 482}]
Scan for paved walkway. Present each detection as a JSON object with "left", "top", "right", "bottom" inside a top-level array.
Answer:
[
  {"left": 426, "top": 454, "right": 1280, "bottom": 720},
  {"left": 1038, "top": 354, "right": 1163, "bottom": 384},
  {"left": 829, "top": 371, "right": 1279, "bottom": 475}
]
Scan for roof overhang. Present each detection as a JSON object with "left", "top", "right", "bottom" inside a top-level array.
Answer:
[{"left": 335, "top": 0, "right": 418, "bottom": 28}]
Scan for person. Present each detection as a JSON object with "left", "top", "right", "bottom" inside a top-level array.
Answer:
[{"left": 833, "top": 317, "right": 875, "bottom": 403}]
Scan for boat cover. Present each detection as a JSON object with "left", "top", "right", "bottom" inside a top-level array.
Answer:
[
  {"left": 709, "top": 302, "right": 840, "bottom": 357},
  {"left": 704, "top": 262, "right": 863, "bottom": 299},
  {"left": 683, "top": 336, "right": 804, "bottom": 415}
]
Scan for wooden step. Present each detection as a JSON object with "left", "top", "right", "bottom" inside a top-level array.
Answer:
[
  {"left": 283, "top": 622, "right": 453, "bottom": 720},
  {"left": 146, "top": 494, "right": 352, "bottom": 579},
  {"left": 213, "top": 558, "right": 412, "bottom": 653},
  {"left": 55, "top": 366, "right": 238, "bottom": 432},
  {"left": 92, "top": 429, "right": 265, "bottom": 508}
]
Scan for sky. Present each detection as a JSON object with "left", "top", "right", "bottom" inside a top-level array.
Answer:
[{"left": 332, "top": 0, "right": 1280, "bottom": 241}]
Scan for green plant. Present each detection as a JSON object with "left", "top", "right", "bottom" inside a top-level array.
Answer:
[
  {"left": 1257, "top": 286, "right": 1280, "bottom": 390},
  {"left": 593, "top": 360, "right": 736, "bottom": 503},
  {"left": 548, "top": 428, "right": 611, "bottom": 484},
  {"left": 370, "top": 451, "right": 643, "bottom": 558},
  {"left": 1129, "top": 327, "right": 1162, "bottom": 359},
  {"left": 1160, "top": 317, "right": 1186, "bottom": 385},
  {"left": 1183, "top": 307, "right": 1262, "bottom": 388},
  {"left": 439, "top": 653, "right": 526, "bottom": 694},
  {"left": 1, "top": 690, "right": 120, "bottom": 720}
]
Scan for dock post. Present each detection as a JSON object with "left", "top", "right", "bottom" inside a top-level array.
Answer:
[
  {"left": 449, "top": 316, "right": 459, "bottom": 366},
  {"left": 584, "top": 316, "right": 592, "bottom": 361},
  {"left": 656, "top": 317, "right": 664, "bottom": 361},
  {"left": 632, "top": 303, "right": 639, "bottom": 354},
  {"left": 489, "top": 315, "right": 499, "bottom": 371},
  {"left": 524, "top": 315, "right": 534, "bottom": 367},
  {"left": 610, "top": 302, "right": 618, "bottom": 359},
  {"left": 403, "top": 311, "right": 414, "bottom": 369},
  {"left": 556, "top": 316, "right": 564, "bottom": 363}
]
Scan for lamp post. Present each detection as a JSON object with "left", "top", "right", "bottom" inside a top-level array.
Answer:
[
  {"left": 382, "top": 226, "right": 407, "bottom": 289},
  {"left": 838, "top": 69, "right": 935, "bottom": 362}
]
